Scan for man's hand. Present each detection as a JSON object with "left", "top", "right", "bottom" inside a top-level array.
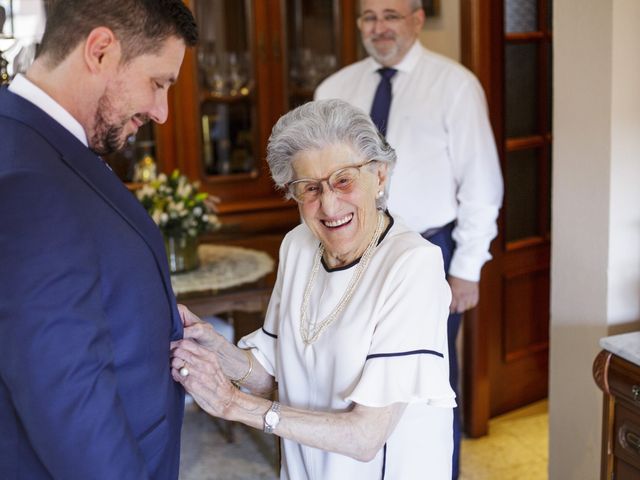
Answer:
[{"left": 448, "top": 276, "right": 479, "bottom": 313}]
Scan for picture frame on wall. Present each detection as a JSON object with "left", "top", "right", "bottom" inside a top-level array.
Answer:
[{"left": 423, "top": 0, "right": 440, "bottom": 17}]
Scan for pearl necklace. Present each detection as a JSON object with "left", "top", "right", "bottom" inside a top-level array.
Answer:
[{"left": 300, "top": 211, "right": 386, "bottom": 345}]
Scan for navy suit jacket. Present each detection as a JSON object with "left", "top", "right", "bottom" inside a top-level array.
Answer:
[{"left": 0, "top": 87, "right": 184, "bottom": 479}]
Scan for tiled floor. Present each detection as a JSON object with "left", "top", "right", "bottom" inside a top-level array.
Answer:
[
  {"left": 179, "top": 404, "right": 278, "bottom": 480},
  {"left": 180, "top": 400, "right": 549, "bottom": 479},
  {"left": 460, "top": 400, "right": 548, "bottom": 480}
]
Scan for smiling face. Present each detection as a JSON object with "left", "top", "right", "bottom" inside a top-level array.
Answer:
[
  {"left": 292, "top": 143, "right": 387, "bottom": 267},
  {"left": 89, "top": 36, "right": 185, "bottom": 155},
  {"left": 359, "top": 0, "right": 424, "bottom": 67}
]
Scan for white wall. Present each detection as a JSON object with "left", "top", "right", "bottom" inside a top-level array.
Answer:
[
  {"left": 550, "top": 0, "right": 640, "bottom": 478},
  {"left": 420, "top": 0, "right": 460, "bottom": 61},
  {"left": 608, "top": 0, "right": 640, "bottom": 326}
]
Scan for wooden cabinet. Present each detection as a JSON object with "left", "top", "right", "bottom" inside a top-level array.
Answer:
[
  {"left": 593, "top": 350, "right": 640, "bottom": 479},
  {"left": 152, "top": 0, "right": 360, "bottom": 236}
]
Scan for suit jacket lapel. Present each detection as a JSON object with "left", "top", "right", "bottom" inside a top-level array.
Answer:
[{"left": 0, "top": 88, "right": 182, "bottom": 337}]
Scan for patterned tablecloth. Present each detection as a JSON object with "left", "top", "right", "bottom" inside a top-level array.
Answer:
[{"left": 170, "top": 244, "right": 275, "bottom": 296}]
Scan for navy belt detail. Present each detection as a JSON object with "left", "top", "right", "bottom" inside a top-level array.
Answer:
[{"left": 422, "top": 220, "right": 455, "bottom": 239}]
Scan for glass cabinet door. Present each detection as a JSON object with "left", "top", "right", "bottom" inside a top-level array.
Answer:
[
  {"left": 285, "top": 0, "right": 340, "bottom": 109},
  {"left": 194, "top": 0, "right": 256, "bottom": 178}
]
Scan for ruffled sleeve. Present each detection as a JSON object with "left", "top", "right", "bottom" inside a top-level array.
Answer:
[{"left": 345, "top": 244, "right": 456, "bottom": 408}]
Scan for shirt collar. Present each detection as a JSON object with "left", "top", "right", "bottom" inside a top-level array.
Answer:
[
  {"left": 8, "top": 74, "right": 89, "bottom": 147},
  {"left": 367, "top": 40, "right": 423, "bottom": 75}
]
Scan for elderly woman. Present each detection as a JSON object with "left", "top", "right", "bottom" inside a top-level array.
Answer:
[{"left": 171, "top": 99, "right": 455, "bottom": 479}]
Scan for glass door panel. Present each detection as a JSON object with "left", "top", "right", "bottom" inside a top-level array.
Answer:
[
  {"left": 195, "top": 0, "right": 256, "bottom": 177},
  {"left": 505, "top": 43, "right": 539, "bottom": 138},
  {"left": 505, "top": 0, "right": 538, "bottom": 33},
  {"left": 505, "top": 148, "right": 540, "bottom": 242},
  {"left": 286, "top": 0, "right": 339, "bottom": 108},
  {"left": 503, "top": 0, "right": 552, "bottom": 243}
]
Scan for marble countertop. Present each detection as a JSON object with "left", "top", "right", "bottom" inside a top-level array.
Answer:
[{"left": 600, "top": 331, "right": 640, "bottom": 366}]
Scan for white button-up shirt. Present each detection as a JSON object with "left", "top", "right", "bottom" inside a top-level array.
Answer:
[
  {"left": 316, "top": 41, "right": 503, "bottom": 281},
  {"left": 9, "top": 73, "right": 88, "bottom": 146}
]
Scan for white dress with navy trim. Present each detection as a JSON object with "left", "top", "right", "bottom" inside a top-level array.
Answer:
[{"left": 239, "top": 213, "right": 455, "bottom": 480}]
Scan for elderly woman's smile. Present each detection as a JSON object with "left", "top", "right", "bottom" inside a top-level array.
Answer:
[
  {"left": 291, "top": 143, "right": 386, "bottom": 268},
  {"left": 323, "top": 213, "right": 354, "bottom": 228},
  {"left": 171, "top": 100, "right": 455, "bottom": 478}
]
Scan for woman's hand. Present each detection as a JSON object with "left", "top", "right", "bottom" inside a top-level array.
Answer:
[
  {"left": 171, "top": 339, "right": 238, "bottom": 419},
  {"left": 176, "top": 304, "right": 226, "bottom": 351},
  {"left": 177, "top": 304, "right": 202, "bottom": 327}
]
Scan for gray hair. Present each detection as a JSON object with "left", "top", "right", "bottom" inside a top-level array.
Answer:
[
  {"left": 266, "top": 99, "right": 397, "bottom": 209},
  {"left": 359, "top": 0, "right": 423, "bottom": 13}
]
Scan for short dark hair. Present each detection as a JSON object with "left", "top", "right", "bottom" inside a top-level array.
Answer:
[{"left": 39, "top": 0, "right": 198, "bottom": 66}]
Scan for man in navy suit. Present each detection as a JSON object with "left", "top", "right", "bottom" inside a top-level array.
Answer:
[{"left": 0, "top": 1, "right": 197, "bottom": 478}]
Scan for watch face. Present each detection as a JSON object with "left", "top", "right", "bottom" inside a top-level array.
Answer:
[{"left": 265, "top": 410, "right": 279, "bottom": 426}]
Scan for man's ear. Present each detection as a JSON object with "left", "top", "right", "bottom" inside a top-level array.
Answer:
[
  {"left": 83, "top": 27, "right": 120, "bottom": 74},
  {"left": 412, "top": 8, "right": 426, "bottom": 32}
]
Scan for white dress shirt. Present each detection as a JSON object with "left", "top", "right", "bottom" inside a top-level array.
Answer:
[
  {"left": 8, "top": 73, "right": 88, "bottom": 146},
  {"left": 316, "top": 41, "right": 503, "bottom": 281}
]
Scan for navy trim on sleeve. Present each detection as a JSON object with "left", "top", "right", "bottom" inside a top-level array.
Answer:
[
  {"left": 366, "top": 349, "right": 444, "bottom": 361},
  {"left": 381, "top": 443, "right": 387, "bottom": 479},
  {"left": 261, "top": 327, "right": 277, "bottom": 339}
]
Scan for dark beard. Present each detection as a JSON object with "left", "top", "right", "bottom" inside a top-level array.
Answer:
[{"left": 89, "top": 94, "right": 129, "bottom": 156}]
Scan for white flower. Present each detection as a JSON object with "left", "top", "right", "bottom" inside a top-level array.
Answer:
[
  {"left": 136, "top": 169, "right": 219, "bottom": 237},
  {"left": 137, "top": 184, "right": 155, "bottom": 199},
  {"left": 177, "top": 182, "right": 192, "bottom": 198}
]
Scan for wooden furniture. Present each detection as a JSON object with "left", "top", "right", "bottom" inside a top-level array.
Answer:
[
  {"left": 177, "top": 281, "right": 271, "bottom": 320},
  {"left": 151, "top": 0, "right": 361, "bottom": 236},
  {"left": 593, "top": 333, "right": 640, "bottom": 479},
  {"left": 171, "top": 244, "right": 275, "bottom": 337}
]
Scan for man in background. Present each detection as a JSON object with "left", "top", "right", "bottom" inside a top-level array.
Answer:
[
  {"left": 316, "top": 1, "right": 503, "bottom": 477},
  {"left": 0, "top": 1, "right": 197, "bottom": 478}
]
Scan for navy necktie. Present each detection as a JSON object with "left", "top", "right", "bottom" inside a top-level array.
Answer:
[{"left": 370, "top": 67, "right": 397, "bottom": 136}]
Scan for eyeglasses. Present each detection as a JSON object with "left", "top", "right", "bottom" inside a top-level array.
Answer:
[
  {"left": 357, "top": 10, "right": 414, "bottom": 29},
  {"left": 286, "top": 160, "right": 377, "bottom": 204}
]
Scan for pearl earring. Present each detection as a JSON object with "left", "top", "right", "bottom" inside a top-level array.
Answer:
[{"left": 376, "top": 190, "right": 383, "bottom": 198}]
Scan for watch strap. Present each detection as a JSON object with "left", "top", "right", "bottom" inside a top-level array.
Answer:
[{"left": 263, "top": 401, "right": 281, "bottom": 434}]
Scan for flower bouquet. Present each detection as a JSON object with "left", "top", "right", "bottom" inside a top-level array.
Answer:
[{"left": 136, "top": 170, "right": 219, "bottom": 273}]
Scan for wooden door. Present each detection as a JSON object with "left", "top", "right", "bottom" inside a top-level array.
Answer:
[{"left": 461, "top": 0, "right": 553, "bottom": 436}]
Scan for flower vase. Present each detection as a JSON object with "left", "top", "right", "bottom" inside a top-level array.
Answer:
[{"left": 164, "top": 234, "right": 200, "bottom": 274}]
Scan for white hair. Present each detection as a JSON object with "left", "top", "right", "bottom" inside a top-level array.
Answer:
[
  {"left": 359, "top": 0, "right": 423, "bottom": 12},
  {"left": 266, "top": 99, "right": 397, "bottom": 209}
]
